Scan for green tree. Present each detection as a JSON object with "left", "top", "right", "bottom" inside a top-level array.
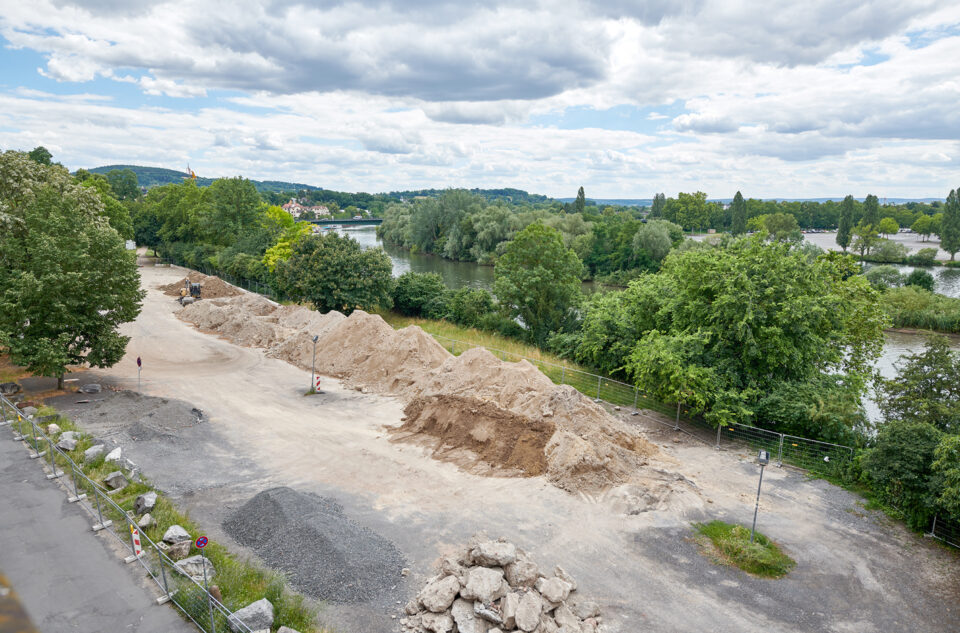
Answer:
[
  {"left": 392, "top": 272, "right": 450, "bottom": 318},
  {"left": 862, "top": 194, "right": 880, "bottom": 227},
  {"left": 276, "top": 232, "right": 393, "bottom": 314},
  {"left": 837, "top": 195, "right": 854, "bottom": 251},
  {"left": 207, "top": 177, "right": 262, "bottom": 245},
  {"left": 932, "top": 435, "right": 960, "bottom": 519},
  {"left": 757, "top": 213, "right": 801, "bottom": 242},
  {"left": 79, "top": 175, "right": 135, "bottom": 240},
  {"left": 864, "top": 265, "right": 903, "bottom": 290},
  {"left": 632, "top": 221, "right": 673, "bottom": 264},
  {"left": 0, "top": 151, "right": 144, "bottom": 388},
  {"left": 105, "top": 168, "right": 140, "bottom": 201},
  {"left": 447, "top": 287, "right": 495, "bottom": 328},
  {"left": 862, "top": 420, "right": 943, "bottom": 529},
  {"left": 911, "top": 214, "right": 934, "bottom": 242},
  {"left": 28, "top": 146, "right": 52, "bottom": 165},
  {"left": 494, "top": 223, "right": 582, "bottom": 345},
  {"left": 877, "top": 335, "right": 960, "bottom": 433},
  {"left": 852, "top": 222, "right": 880, "bottom": 260},
  {"left": 674, "top": 191, "right": 709, "bottom": 231},
  {"left": 650, "top": 193, "right": 665, "bottom": 218},
  {"left": 942, "top": 189, "right": 960, "bottom": 260},
  {"left": 730, "top": 191, "right": 746, "bottom": 235},
  {"left": 574, "top": 186, "right": 586, "bottom": 215},
  {"left": 878, "top": 217, "right": 899, "bottom": 237},
  {"left": 905, "top": 269, "right": 935, "bottom": 292}
]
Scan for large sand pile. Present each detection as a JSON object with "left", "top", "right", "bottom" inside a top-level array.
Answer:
[
  {"left": 159, "top": 272, "right": 242, "bottom": 299},
  {"left": 176, "top": 296, "right": 660, "bottom": 493}
]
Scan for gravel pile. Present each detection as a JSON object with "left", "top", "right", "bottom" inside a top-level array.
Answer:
[{"left": 223, "top": 487, "right": 406, "bottom": 603}]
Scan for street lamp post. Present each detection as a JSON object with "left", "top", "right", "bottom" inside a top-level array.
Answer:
[
  {"left": 751, "top": 449, "right": 770, "bottom": 543},
  {"left": 310, "top": 335, "right": 319, "bottom": 393}
]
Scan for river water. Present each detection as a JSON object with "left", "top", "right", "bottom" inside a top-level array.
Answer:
[{"left": 342, "top": 225, "right": 959, "bottom": 421}]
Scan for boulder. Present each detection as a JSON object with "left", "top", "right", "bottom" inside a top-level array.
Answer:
[
  {"left": 504, "top": 558, "right": 540, "bottom": 588},
  {"left": 475, "top": 601, "right": 503, "bottom": 625},
  {"left": 461, "top": 567, "right": 507, "bottom": 603},
  {"left": 471, "top": 541, "right": 517, "bottom": 567},
  {"left": 539, "top": 577, "right": 572, "bottom": 604},
  {"left": 176, "top": 554, "right": 215, "bottom": 580},
  {"left": 46, "top": 423, "right": 61, "bottom": 435},
  {"left": 168, "top": 540, "right": 192, "bottom": 560},
  {"left": 105, "top": 447, "right": 122, "bottom": 463},
  {"left": 228, "top": 598, "right": 274, "bottom": 633},
  {"left": 554, "top": 566, "right": 577, "bottom": 591},
  {"left": 439, "top": 555, "right": 465, "bottom": 579},
  {"left": 541, "top": 594, "right": 560, "bottom": 614},
  {"left": 516, "top": 591, "right": 542, "bottom": 632},
  {"left": 104, "top": 471, "right": 128, "bottom": 490},
  {"left": 134, "top": 491, "right": 157, "bottom": 515},
  {"left": 553, "top": 604, "right": 580, "bottom": 630},
  {"left": 163, "top": 524, "right": 191, "bottom": 544},
  {"left": 79, "top": 383, "right": 102, "bottom": 394},
  {"left": 418, "top": 574, "right": 461, "bottom": 613},
  {"left": 0, "top": 382, "right": 22, "bottom": 396},
  {"left": 539, "top": 614, "right": 559, "bottom": 633},
  {"left": 277, "top": 628, "right": 302, "bottom": 633},
  {"left": 500, "top": 592, "right": 519, "bottom": 629},
  {"left": 84, "top": 444, "right": 105, "bottom": 462},
  {"left": 403, "top": 600, "right": 419, "bottom": 616},
  {"left": 56, "top": 438, "right": 77, "bottom": 452},
  {"left": 451, "top": 599, "right": 485, "bottom": 633},
  {"left": 421, "top": 611, "right": 454, "bottom": 633},
  {"left": 21, "top": 406, "right": 38, "bottom": 418},
  {"left": 137, "top": 513, "right": 154, "bottom": 529},
  {"left": 60, "top": 431, "right": 79, "bottom": 442},
  {"left": 571, "top": 601, "right": 600, "bottom": 620}
]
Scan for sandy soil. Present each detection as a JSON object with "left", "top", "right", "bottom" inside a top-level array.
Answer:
[{"left": 57, "top": 264, "right": 960, "bottom": 633}]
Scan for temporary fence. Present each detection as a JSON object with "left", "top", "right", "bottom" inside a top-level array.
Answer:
[
  {"left": 0, "top": 393, "right": 253, "bottom": 633},
  {"left": 929, "top": 514, "right": 960, "bottom": 550}
]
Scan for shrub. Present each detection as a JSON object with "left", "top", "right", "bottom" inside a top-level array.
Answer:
[
  {"left": 904, "top": 269, "right": 935, "bottom": 292},
  {"left": 881, "top": 286, "right": 960, "bottom": 332},
  {"left": 864, "top": 265, "right": 903, "bottom": 290},
  {"left": 694, "top": 521, "right": 796, "bottom": 578},
  {"left": 868, "top": 239, "right": 909, "bottom": 263},
  {"left": 447, "top": 287, "right": 495, "bottom": 328},
  {"left": 391, "top": 272, "right": 450, "bottom": 318},
  {"left": 907, "top": 248, "right": 938, "bottom": 267}
]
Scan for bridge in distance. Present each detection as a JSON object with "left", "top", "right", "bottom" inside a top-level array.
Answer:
[{"left": 301, "top": 218, "right": 382, "bottom": 226}]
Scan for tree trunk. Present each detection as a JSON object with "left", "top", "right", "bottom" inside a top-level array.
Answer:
[{"left": 57, "top": 374, "right": 64, "bottom": 390}]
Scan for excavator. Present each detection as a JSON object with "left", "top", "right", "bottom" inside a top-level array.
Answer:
[{"left": 178, "top": 280, "right": 202, "bottom": 305}]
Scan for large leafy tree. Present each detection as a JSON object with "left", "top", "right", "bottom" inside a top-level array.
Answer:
[
  {"left": 862, "top": 194, "right": 880, "bottom": 227},
  {"left": 942, "top": 188, "right": 960, "bottom": 260},
  {"left": 877, "top": 335, "right": 960, "bottom": 433},
  {"left": 105, "top": 168, "right": 140, "bottom": 201},
  {"left": 837, "top": 195, "right": 854, "bottom": 251},
  {"left": 276, "top": 232, "right": 392, "bottom": 314},
  {"left": 649, "top": 193, "right": 665, "bottom": 218},
  {"left": 574, "top": 186, "right": 586, "bottom": 214},
  {"left": 0, "top": 151, "right": 144, "bottom": 388},
  {"left": 730, "top": 191, "right": 747, "bottom": 235},
  {"left": 585, "top": 236, "right": 886, "bottom": 426},
  {"left": 494, "top": 223, "right": 582, "bottom": 345},
  {"left": 28, "top": 146, "right": 52, "bottom": 165}
]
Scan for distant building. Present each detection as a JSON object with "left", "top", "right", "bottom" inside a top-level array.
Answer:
[{"left": 281, "top": 198, "right": 331, "bottom": 219}]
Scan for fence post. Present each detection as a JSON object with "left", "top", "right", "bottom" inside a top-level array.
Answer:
[
  {"left": 157, "top": 551, "right": 172, "bottom": 605},
  {"left": 716, "top": 424, "right": 722, "bottom": 450},
  {"left": 91, "top": 486, "right": 112, "bottom": 531},
  {"left": 929, "top": 514, "right": 938, "bottom": 538},
  {"left": 46, "top": 437, "right": 62, "bottom": 479},
  {"left": 776, "top": 435, "right": 784, "bottom": 467},
  {"left": 596, "top": 376, "right": 601, "bottom": 401},
  {"left": 29, "top": 419, "right": 44, "bottom": 459},
  {"left": 675, "top": 402, "right": 681, "bottom": 431},
  {"left": 451, "top": 340, "right": 456, "bottom": 355},
  {"left": 560, "top": 366, "right": 565, "bottom": 385},
  {"left": 633, "top": 386, "right": 638, "bottom": 412},
  {"left": 68, "top": 464, "right": 86, "bottom": 503}
]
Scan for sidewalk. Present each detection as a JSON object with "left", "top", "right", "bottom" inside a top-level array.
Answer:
[{"left": 0, "top": 432, "right": 195, "bottom": 633}]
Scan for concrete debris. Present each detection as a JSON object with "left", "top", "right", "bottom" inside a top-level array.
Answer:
[
  {"left": 137, "top": 513, "right": 154, "bottom": 529},
  {"left": 176, "top": 554, "right": 215, "bottom": 582},
  {"left": 0, "top": 382, "right": 22, "bottom": 395},
  {"left": 56, "top": 437, "right": 77, "bottom": 451},
  {"left": 401, "top": 538, "right": 604, "bottom": 633},
  {"left": 105, "top": 447, "right": 122, "bottom": 463},
  {"left": 276, "top": 628, "right": 302, "bottom": 633},
  {"left": 163, "top": 524, "right": 191, "bottom": 544},
  {"left": 104, "top": 471, "right": 128, "bottom": 490},
  {"left": 59, "top": 430, "right": 79, "bottom": 442},
  {"left": 21, "top": 406, "right": 38, "bottom": 418},
  {"left": 227, "top": 598, "right": 274, "bottom": 633},
  {"left": 168, "top": 540, "right": 192, "bottom": 561},
  {"left": 46, "top": 423, "right": 61, "bottom": 435},
  {"left": 134, "top": 491, "right": 157, "bottom": 514},
  {"left": 79, "top": 383, "right": 102, "bottom": 394},
  {"left": 84, "top": 444, "right": 105, "bottom": 462}
]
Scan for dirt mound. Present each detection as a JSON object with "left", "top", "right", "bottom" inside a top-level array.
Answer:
[
  {"left": 398, "top": 395, "right": 553, "bottom": 477},
  {"left": 177, "top": 293, "right": 661, "bottom": 493},
  {"left": 160, "top": 273, "right": 241, "bottom": 299},
  {"left": 223, "top": 487, "right": 405, "bottom": 603}
]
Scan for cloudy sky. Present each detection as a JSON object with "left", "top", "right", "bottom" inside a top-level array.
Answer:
[{"left": 1, "top": 1, "right": 958, "bottom": 199}]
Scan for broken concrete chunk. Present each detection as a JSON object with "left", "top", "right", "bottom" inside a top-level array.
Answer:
[
  {"left": 46, "top": 423, "right": 61, "bottom": 435},
  {"left": 471, "top": 540, "right": 518, "bottom": 567},
  {"left": 460, "top": 566, "right": 508, "bottom": 603},
  {"left": 571, "top": 600, "right": 600, "bottom": 619},
  {"left": 451, "top": 598, "right": 485, "bottom": 633},
  {"left": 539, "top": 577, "right": 572, "bottom": 604},
  {"left": 227, "top": 598, "right": 273, "bottom": 633},
  {"left": 83, "top": 444, "right": 105, "bottom": 462},
  {"left": 554, "top": 603, "right": 580, "bottom": 630},
  {"left": 539, "top": 613, "right": 560, "bottom": 633},
  {"left": 56, "top": 437, "right": 77, "bottom": 451},
  {"left": 21, "top": 406, "right": 38, "bottom": 418},
  {"left": 137, "top": 513, "right": 154, "bottom": 529},
  {"left": 79, "top": 383, "right": 102, "bottom": 394},
  {"left": 475, "top": 600, "right": 503, "bottom": 625},
  {"left": 505, "top": 558, "right": 540, "bottom": 588},
  {"left": 60, "top": 431, "right": 79, "bottom": 442},
  {"left": 134, "top": 491, "right": 157, "bottom": 515},
  {"left": 168, "top": 540, "right": 192, "bottom": 561},
  {"left": 500, "top": 592, "right": 519, "bottom": 629},
  {"left": 277, "top": 627, "right": 302, "bottom": 633},
  {"left": 554, "top": 565, "right": 578, "bottom": 591},
  {"left": 421, "top": 611, "right": 454, "bottom": 633},
  {"left": 105, "top": 447, "right": 122, "bottom": 463},
  {"left": 515, "top": 591, "right": 543, "bottom": 632},
  {"left": 163, "top": 524, "right": 191, "bottom": 544},
  {"left": 104, "top": 471, "right": 128, "bottom": 490},
  {"left": 419, "top": 574, "right": 461, "bottom": 613}
]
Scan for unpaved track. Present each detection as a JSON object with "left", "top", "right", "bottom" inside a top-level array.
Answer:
[{"left": 69, "top": 265, "right": 959, "bottom": 633}]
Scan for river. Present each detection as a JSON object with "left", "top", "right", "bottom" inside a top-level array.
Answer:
[{"left": 342, "top": 225, "right": 959, "bottom": 422}]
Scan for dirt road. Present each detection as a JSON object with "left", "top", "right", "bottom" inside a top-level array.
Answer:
[{"left": 57, "top": 265, "right": 959, "bottom": 633}]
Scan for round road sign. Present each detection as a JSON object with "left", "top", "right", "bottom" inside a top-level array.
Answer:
[{"left": 196, "top": 536, "right": 208, "bottom": 549}]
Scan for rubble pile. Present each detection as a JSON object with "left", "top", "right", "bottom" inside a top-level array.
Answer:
[{"left": 402, "top": 537, "right": 603, "bottom": 633}]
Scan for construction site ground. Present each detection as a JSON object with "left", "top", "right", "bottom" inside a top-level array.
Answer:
[{"left": 41, "top": 265, "right": 960, "bottom": 633}]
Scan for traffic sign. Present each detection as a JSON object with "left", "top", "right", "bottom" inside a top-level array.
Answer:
[
  {"left": 195, "top": 536, "right": 208, "bottom": 549},
  {"left": 137, "top": 356, "right": 142, "bottom": 368},
  {"left": 130, "top": 525, "right": 143, "bottom": 557}
]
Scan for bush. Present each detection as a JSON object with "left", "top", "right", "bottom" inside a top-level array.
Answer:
[
  {"left": 694, "top": 520, "right": 796, "bottom": 578},
  {"left": 907, "top": 248, "right": 939, "bottom": 267},
  {"left": 447, "top": 287, "right": 495, "bottom": 328},
  {"left": 882, "top": 286, "right": 960, "bottom": 332},
  {"left": 868, "top": 239, "right": 909, "bottom": 263},
  {"left": 391, "top": 272, "right": 450, "bottom": 319},
  {"left": 864, "top": 265, "right": 903, "bottom": 290},
  {"left": 861, "top": 420, "right": 943, "bottom": 529},
  {"left": 904, "top": 269, "right": 935, "bottom": 292}
]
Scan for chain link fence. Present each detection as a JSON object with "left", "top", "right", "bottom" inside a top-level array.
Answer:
[{"left": 0, "top": 394, "right": 254, "bottom": 633}]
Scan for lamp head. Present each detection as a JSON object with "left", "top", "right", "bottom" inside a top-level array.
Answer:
[
  {"left": 757, "top": 450, "right": 770, "bottom": 466},
  {"left": 313, "top": 335, "right": 319, "bottom": 343}
]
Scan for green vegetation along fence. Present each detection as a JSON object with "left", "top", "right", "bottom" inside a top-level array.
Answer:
[{"left": 0, "top": 394, "right": 254, "bottom": 633}]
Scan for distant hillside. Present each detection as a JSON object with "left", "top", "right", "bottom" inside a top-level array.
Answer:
[
  {"left": 559, "top": 196, "right": 944, "bottom": 206},
  {"left": 87, "top": 165, "right": 320, "bottom": 194},
  {"left": 385, "top": 187, "right": 553, "bottom": 204}
]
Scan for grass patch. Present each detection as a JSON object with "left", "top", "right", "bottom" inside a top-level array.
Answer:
[
  {"left": 18, "top": 404, "right": 323, "bottom": 632},
  {"left": 882, "top": 286, "right": 960, "bottom": 333},
  {"left": 694, "top": 520, "right": 796, "bottom": 578}
]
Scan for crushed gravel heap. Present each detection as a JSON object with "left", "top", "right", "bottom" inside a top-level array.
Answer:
[
  {"left": 160, "top": 272, "right": 242, "bottom": 299},
  {"left": 223, "top": 487, "right": 405, "bottom": 603},
  {"left": 177, "top": 296, "right": 659, "bottom": 493},
  {"left": 62, "top": 390, "right": 205, "bottom": 441}
]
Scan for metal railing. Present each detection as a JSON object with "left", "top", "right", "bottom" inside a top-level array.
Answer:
[
  {"left": 929, "top": 514, "right": 960, "bottom": 549},
  {"left": 0, "top": 394, "right": 254, "bottom": 633}
]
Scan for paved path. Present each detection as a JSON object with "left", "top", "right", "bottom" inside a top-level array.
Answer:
[{"left": 0, "top": 430, "right": 195, "bottom": 633}]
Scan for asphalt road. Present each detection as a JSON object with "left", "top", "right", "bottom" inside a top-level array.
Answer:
[{"left": 0, "top": 428, "right": 195, "bottom": 633}]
